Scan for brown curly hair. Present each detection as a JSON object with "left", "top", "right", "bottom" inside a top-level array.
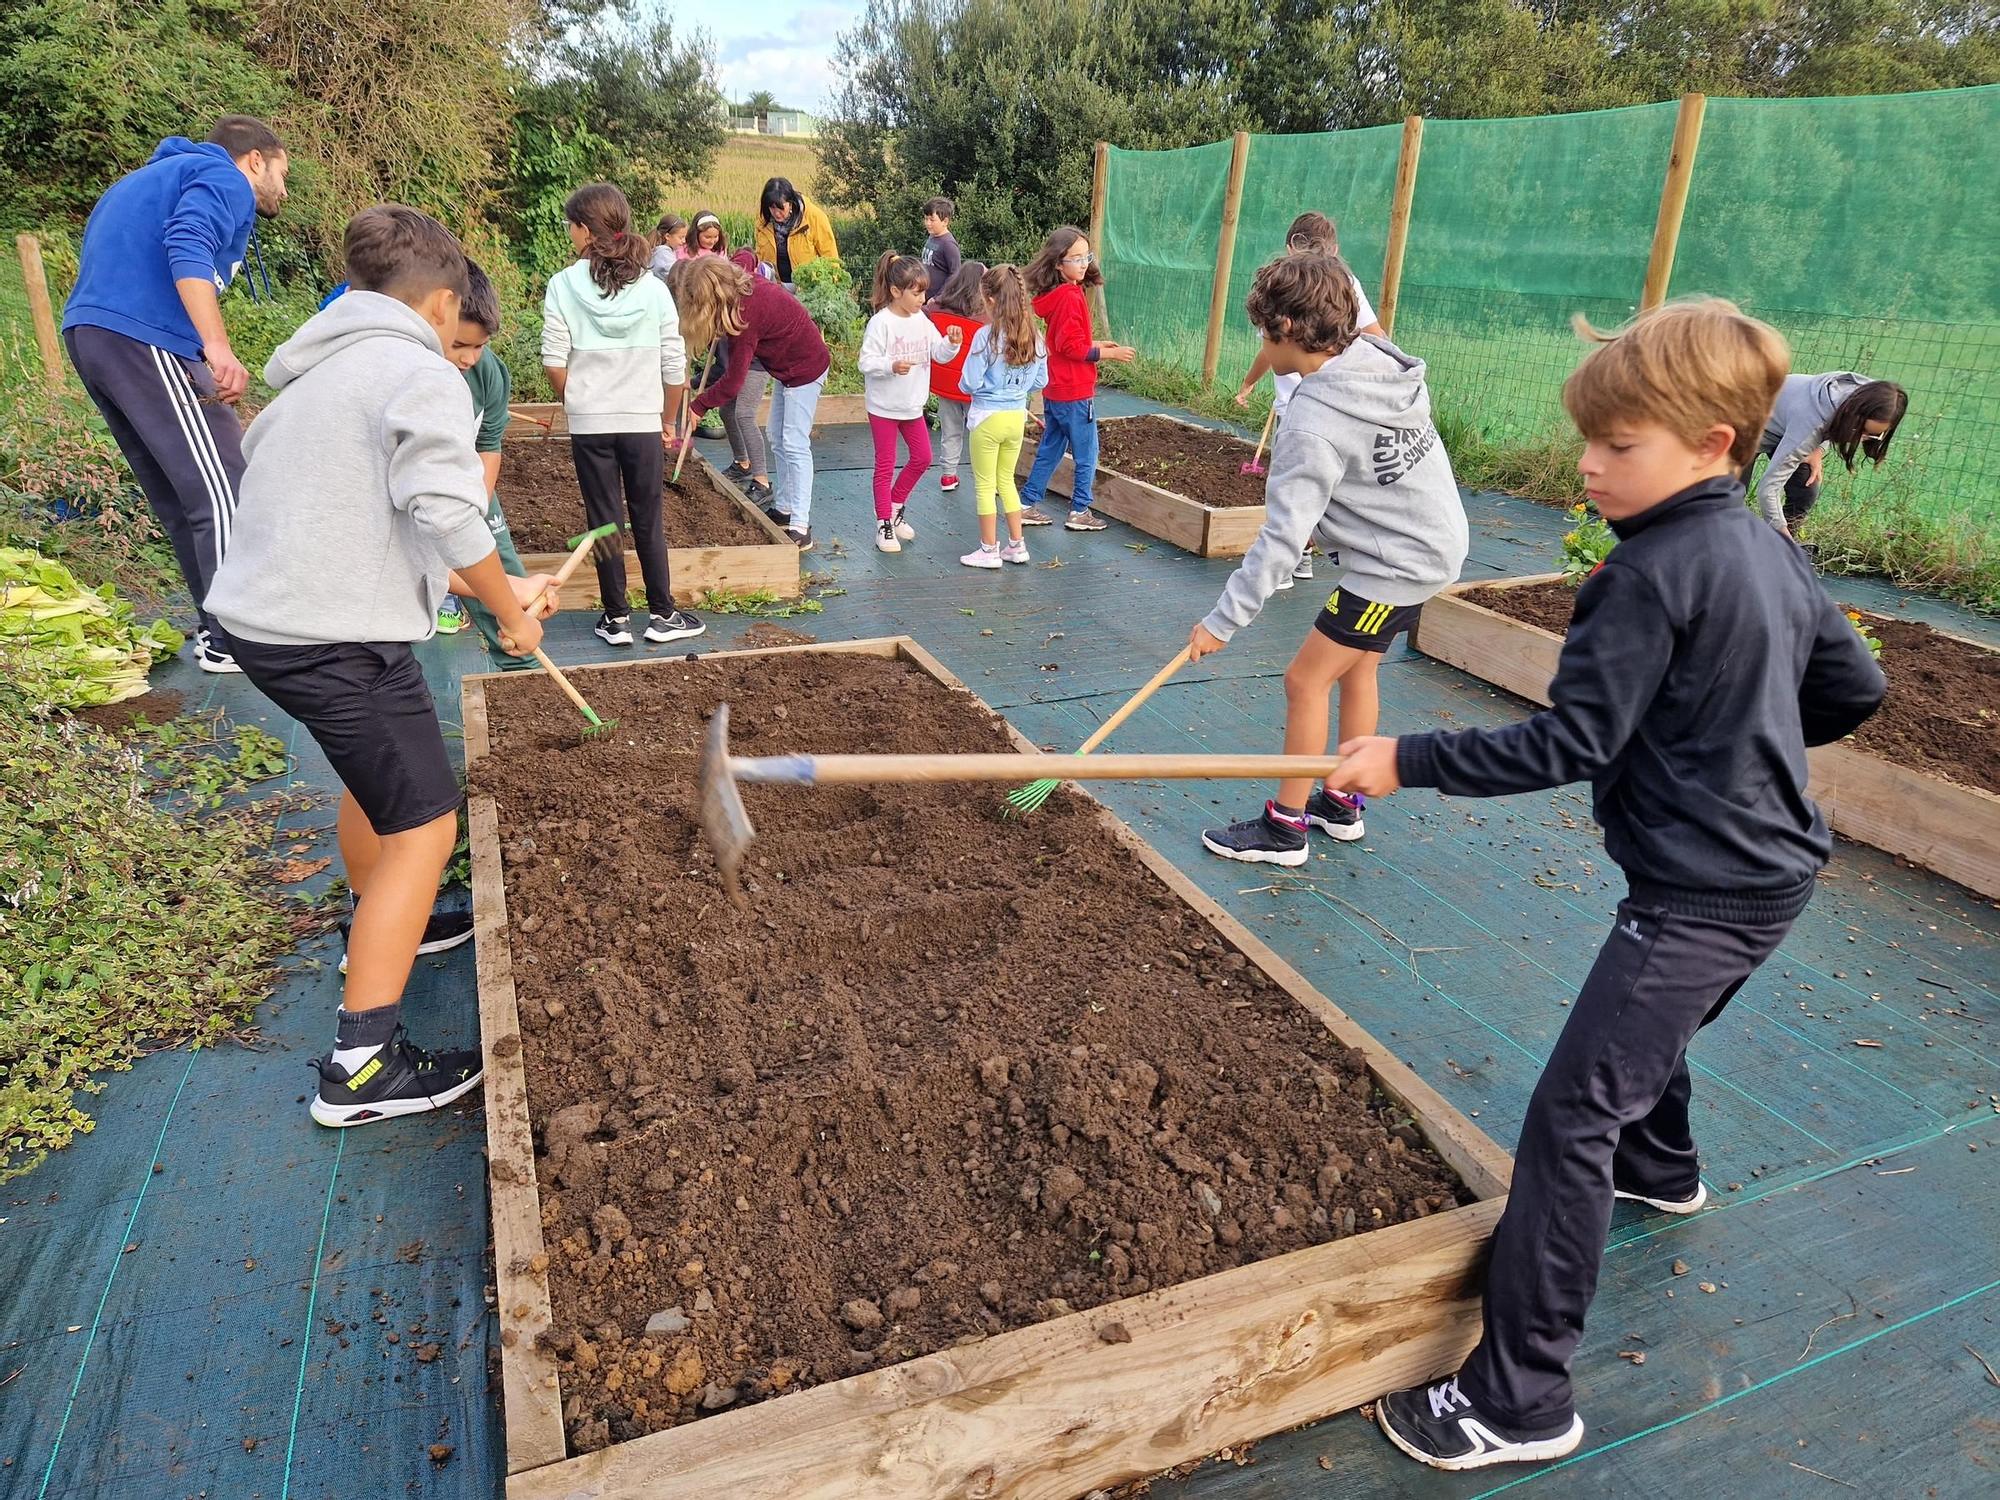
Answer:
[{"left": 1244, "top": 252, "right": 1360, "bottom": 354}]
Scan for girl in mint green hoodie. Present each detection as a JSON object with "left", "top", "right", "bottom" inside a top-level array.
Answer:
[{"left": 542, "top": 184, "right": 703, "bottom": 647}]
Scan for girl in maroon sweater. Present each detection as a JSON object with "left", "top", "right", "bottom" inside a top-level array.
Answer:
[
  {"left": 679, "top": 256, "right": 830, "bottom": 550},
  {"left": 1017, "top": 226, "right": 1135, "bottom": 530}
]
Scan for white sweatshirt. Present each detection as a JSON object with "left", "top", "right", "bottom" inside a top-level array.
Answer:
[{"left": 857, "top": 307, "right": 958, "bottom": 419}]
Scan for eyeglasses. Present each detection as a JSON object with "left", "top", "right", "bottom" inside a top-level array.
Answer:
[{"left": 1060, "top": 253, "right": 1096, "bottom": 266}]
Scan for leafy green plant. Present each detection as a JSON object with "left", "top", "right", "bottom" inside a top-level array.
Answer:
[
  {"left": 1845, "top": 609, "right": 1884, "bottom": 663},
  {"left": 0, "top": 687, "right": 316, "bottom": 1181},
  {"left": 696, "top": 586, "right": 826, "bottom": 618},
  {"left": 792, "top": 256, "right": 861, "bottom": 344},
  {"left": 1558, "top": 503, "right": 1617, "bottom": 583},
  {"left": 0, "top": 546, "right": 183, "bottom": 707}
]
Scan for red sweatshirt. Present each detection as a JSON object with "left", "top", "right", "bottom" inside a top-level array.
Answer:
[
  {"left": 1033, "top": 282, "right": 1098, "bottom": 403},
  {"left": 926, "top": 309, "right": 983, "bottom": 401},
  {"left": 691, "top": 277, "right": 831, "bottom": 414}
]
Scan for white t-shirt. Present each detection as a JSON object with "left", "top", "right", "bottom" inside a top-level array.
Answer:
[{"left": 1273, "top": 274, "right": 1378, "bottom": 418}]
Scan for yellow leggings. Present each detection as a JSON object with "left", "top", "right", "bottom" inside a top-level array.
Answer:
[{"left": 969, "top": 410, "right": 1027, "bottom": 518}]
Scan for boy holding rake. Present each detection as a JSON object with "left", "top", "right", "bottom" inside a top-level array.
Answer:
[{"left": 1332, "top": 299, "right": 1885, "bottom": 1469}]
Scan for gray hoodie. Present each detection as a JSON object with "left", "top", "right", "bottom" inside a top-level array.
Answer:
[
  {"left": 206, "top": 291, "right": 496, "bottom": 646},
  {"left": 1754, "top": 371, "right": 1869, "bottom": 528},
  {"left": 1202, "top": 335, "right": 1467, "bottom": 643}
]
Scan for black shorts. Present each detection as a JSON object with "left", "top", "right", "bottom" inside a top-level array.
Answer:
[
  {"left": 231, "top": 640, "right": 461, "bottom": 835},
  {"left": 1313, "top": 586, "right": 1422, "bottom": 652}
]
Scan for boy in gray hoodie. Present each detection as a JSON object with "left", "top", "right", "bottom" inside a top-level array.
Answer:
[
  {"left": 1188, "top": 252, "right": 1467, "bottom": 866},
  {"left": 207, "top": 205, "right": 559, "bottom": 1128}
]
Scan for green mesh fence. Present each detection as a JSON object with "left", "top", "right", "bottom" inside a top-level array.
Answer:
[{"left": 1097, "top": 85, "right": 2000, "bottom": 549}]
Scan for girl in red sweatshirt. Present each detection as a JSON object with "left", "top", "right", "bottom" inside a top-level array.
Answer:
[{"left": 1017, "top": 225, "right": 1135, "bottom": 530}]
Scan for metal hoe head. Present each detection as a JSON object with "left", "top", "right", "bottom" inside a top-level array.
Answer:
[{"left": 696, "top": 703, "right": 754, "bottom": 905}]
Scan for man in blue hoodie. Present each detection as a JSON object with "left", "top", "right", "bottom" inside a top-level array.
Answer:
[{"left": 61, "top": 115, "right": 291, "bottom": 674}]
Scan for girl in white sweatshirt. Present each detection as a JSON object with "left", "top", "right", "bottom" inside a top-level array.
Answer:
[{"left": 858, "top": 251, "right": 959, "bottom": 553}]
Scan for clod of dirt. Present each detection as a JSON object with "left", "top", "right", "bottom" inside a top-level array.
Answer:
[
  {"left": 413, "top": 1342, "right": 442, "bottom": 1363},
  {"left": 428, "top": 1444, "right": 454, "bottom": 1465},
  {"left": 1097, "top": 1321, "right": 1132, "bottom": 1345},
  {"left": 1041, "top": 1166, "right": 1086, "bottom": 1217},
  {"left": 885, "top": 1286, "right": 923, "bottom": 1316},
  {"left": 1672, "top": 1259, "right": 1691, "bottom": 1276},
  {"left": 840, "top": 1298, "right": 884, "bottom": 1332},
  {"left": 978, "top": 1056, "right": 1012, "bottom": 1094}
]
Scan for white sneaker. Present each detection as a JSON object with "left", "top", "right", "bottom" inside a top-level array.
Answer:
[
  {"left": 1000, "top": 539, "right": 1031, "bottom": 565},
  {"left": 876, "top": 519, "right": 902, "bottom": 553},
  {"left": 959, "top": 544, "right": 1002, "bottom": 570},
  {"left": 1613, "top": 1181, "right": 1708, "bottom": 1215},
  {"left": 1274, "top": 573, "right": 1295, "bottom": 591},
  {"left": 196, "top": 629, "right": 243, "bottom": 674},
  {"left": 1293, "top": 553, "right": 1315, "bottom": 581},
  {"left": 892, "top": 504, "right": 916, "bottom": 542}
]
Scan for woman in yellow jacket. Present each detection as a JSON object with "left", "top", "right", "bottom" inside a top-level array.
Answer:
[{"left": 754, "top": 176, "right": 840, "bottom": 287}]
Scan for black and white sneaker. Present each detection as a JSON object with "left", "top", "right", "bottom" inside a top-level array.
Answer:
[
  {"left": 1613, "top": 1180, "right": 1708, "bottom": 1214},
  {"left": 1377, "top": 1375, "right": 1585, "bottom": 1472},
  {"left": 1201, "top": 802, "right": 1309, "bottom": 867},
  {"left": 595, "top": 613, "right": 634, "bottom": 646},
  {"left": 891, "top": 504, "right": 916, "bottom": 542},
  {"left": 876, "top": 518, "right": 902, "bottom": 553},
  {"left": 337, "top": 909, "right": 473, "bottom": 975},
  {"left": 196, "top": 629, "right": 243, "bottom": 674},
  {"left": 762, "top": 503, "right": 792, "bottom": 527},
  {"left": 1304, "top": 786, "right": 1367, "bottom": 841},
  {"left": 787, "top": 526, "right": 814, "bottom": 552},
  {"left": 308, "top": 1025, "right": 484, "bottom": 1128},
  {"left": 645, "top": 610, "right": 706, "bottom": 644}
]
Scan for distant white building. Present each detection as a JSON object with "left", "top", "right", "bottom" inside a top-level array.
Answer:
[{"left": 724, "top": 107, "right": 822, "bottom": 138}]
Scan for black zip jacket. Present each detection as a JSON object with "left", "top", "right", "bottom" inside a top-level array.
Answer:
[{"left": 1399, "top": 477, "right": 1886, "bottom": 923}]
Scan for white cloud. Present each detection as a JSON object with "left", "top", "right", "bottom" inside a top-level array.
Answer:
[{"left": 705, "top": 2, "right": 856, "bottom": 111}]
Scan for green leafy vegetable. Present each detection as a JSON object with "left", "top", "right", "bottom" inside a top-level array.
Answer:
[{"left": 0, "top": 547, "right": 183, "bottom": 708}]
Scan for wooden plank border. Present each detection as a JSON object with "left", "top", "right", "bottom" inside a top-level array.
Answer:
[
  {"left": 466, "top": 637, "right": 1511, "bottom": 1498},
  {"left": 1019, "top": 413, "right": 1267, "bottom": 557},
  {"left": 506, "top": 395, "right": 870, "bottom": 442},
  {"left": 510, "top": 446, "right": 801, "bottom": 610},
  {"left": 1413, "top": 576, "right": 2000, "bottom": 900}
]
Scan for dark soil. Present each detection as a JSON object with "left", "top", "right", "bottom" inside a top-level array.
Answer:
[
  {"left": 75, "top": 688, "right": 185, "bottom": 736},
  {"left": 474, "top": 652, "right": 1468, "bottom": 1454},
  {"left": 501, "top": 440, "right": 771, "bottom": 553},
  {"left": 1463, "top": 581, "right": 2000, "bottom": 794},
  {"left": 1098, "top": 415, "right": 1268, "bottom": 509}
]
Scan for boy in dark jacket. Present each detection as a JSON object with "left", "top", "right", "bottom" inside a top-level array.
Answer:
[{"left": 1334, "top": 299, "right": 1886, "bottom": 1470}]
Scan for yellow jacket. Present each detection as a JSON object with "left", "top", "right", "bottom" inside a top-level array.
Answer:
[{"left": 754, "top": 196, "right": 840, "bottom": 280}]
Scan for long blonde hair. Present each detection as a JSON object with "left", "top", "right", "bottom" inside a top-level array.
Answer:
[
  {"left": 673, "top": 255, "right": 755, "bottom": 350},
  {"left": 982, "top": 264, "right": 1039, "bottom": 367}
]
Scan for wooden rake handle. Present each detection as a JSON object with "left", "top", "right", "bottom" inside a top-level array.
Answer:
[
  {"left": 1073, "top": 646, "right": 1191, "bottom": 757},
  {"left": 1248, "top": 407, "right": 1276, "bottom": 470},
  {"left": 730, "top": 752, "right": 1344, "bottom": 787},
  {"left": 670, "top": 348, "right": 721, "bottom": 483},
  {"left": 527, "top": 646, "right": 603, "bottom": 726}
]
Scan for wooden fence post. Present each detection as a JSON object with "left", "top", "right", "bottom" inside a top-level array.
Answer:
[
  {"left": 15, "top": 234, "right": 65, "bottom": 392},
  {"left": 1378, "top": 116, "right": 1424, "bottom": 340},
  {"left": 1641, "top": 93, "right": 1707, "bottom": 311},
  {"left": 1200, "top": 130, "right": 1253, "bottom": 385},
  {"left": 1088, "top": 140, "right": 1111, "bottom": 334}
]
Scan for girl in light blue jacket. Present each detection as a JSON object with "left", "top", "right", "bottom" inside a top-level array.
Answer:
[{"left": 958, "top": 265, "right": 1049, "bottom": 569}]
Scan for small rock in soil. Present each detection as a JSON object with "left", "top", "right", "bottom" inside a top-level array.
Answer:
[
  {"left": 645, "top": 1308, "right": 691, "bottom": 1336},
  {"left": 885, "top": 1286, "right": 923, "bottom": 1315},
  {"left": 699, "top": 1382, "right": 740, "bottom": 1411},
  {"left": 1096, "top": 1321, "right": 1132, "bottom": 1345},
  {"left": 840, "top": 1298, "right": 884, "bottom": 1332}
]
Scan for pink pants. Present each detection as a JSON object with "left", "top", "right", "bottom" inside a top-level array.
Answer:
[{"left": 870, "top": 413, "right": 933, "bottom": 521}]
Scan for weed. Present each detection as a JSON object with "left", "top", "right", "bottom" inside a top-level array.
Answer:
[
  {"left": 696, "top": 587, "right": 826, "bottom": 618},
  {"left": 1558, "top": 504, "right": 1616, "bottom": 583}
]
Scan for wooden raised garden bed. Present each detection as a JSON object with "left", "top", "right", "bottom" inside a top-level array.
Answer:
[
  {"left": 464, "top": 636, "right": 1513, "bottom": 1500},
  {"left": 500, "top": 440, "right": 800, "bottom": 611},
  {"left": 1413, "top": 574, "right": 2000, "bottom": 900},
  {"left": 506, "top": 395, "right": 870, "bottom": 443},
  {"left": 1017, "top": 413, "right": 1269, "bottom": 557}
]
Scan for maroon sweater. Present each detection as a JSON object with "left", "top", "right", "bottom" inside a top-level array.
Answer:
[{"left": 692, "top": 278, "right": 831, "bottom": 413}]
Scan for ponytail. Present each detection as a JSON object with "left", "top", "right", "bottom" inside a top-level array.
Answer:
[
  {"left": 564, "top": 183, "right": 649, "bottom": 296},
  {"left": 871, "top": 250, "right": 927, "bottom": 311},
  {"left": 982, "top": 263, "right": 1040, "bottom": 367}
]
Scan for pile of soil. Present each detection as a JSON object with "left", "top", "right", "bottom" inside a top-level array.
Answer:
[
  {"left": 501, "top": 440, "right": 771, "bottom": 553},
  {"left": 474, "top": 652, "right": 1468, "bottom": 1453},
  {"left": 1098, "top": 415, "right": 1268, "bottom": 509},
  {"left": 75, "top": 688, "right": 185, "bottom": 736},
  {"left": 1461, "top": 581, "right": 2000, "bottom": 794}
]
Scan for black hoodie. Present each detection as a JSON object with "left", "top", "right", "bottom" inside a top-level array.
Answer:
[{"left": 1398, "top": 477, "right": 1886, "bottom": 924}]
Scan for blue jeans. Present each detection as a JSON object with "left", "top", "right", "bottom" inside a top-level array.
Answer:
[
  {"left": 1020, "top": 397, "right": 1098, "bottom": 514},
  {"left": 766, "top": 372, "right": 825, "bottom": 528}
]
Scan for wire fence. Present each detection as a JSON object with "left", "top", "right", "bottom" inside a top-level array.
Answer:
[{"left": 1097, "top": 85, "right": 2000, "bottom": 551}]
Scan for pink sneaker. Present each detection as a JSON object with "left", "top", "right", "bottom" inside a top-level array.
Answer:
[{"left": 959, "top": 544, "right": 1002, "bottom": 570}]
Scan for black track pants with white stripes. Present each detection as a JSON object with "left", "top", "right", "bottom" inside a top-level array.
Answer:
[{"left": 65, "top": 325, "right": 247, "bottom": 646}]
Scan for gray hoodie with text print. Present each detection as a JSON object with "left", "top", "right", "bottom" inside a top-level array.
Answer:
[{"left": 1202, "top": 335, "right": 1467, "bottom": 643}]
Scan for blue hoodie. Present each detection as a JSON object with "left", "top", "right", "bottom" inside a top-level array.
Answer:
[{"left": 61, "top": 138, "right": 257, "bottom": 361}]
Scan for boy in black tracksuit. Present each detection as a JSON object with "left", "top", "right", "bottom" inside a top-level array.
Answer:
[{"left": 1331, "top": 299, "right": 1887, "bottom": 1471}]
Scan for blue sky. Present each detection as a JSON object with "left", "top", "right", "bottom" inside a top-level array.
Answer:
[{"left": 702, "top": 1, "right": 863, "bottom": 113}]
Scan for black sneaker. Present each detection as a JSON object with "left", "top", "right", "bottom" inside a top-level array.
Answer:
[
  {"left": 747, "top": 479, "right": 774, "bottom": 503},
  {"left": 787, "top": 526, "right": 814, "bottom": 552},
  {"left": 337, "top": 908, "right": 473, "bottom": 975},
  {"left": 595, "top": 613, "right": 634, "bottom": 647},
  {"left": 1304, "top": 786, "right": 1367, "bottom": 842},
  {"left": 645, "top": 609, "right": 706, "bottom": 644},
  {"left": 195, "top": 628, "right": 243, "bottom": 675},
  {"left": 763, "top": 503, "right": 792, "bottom": 527},
  {"left": 1377, "top": 1375, "right": 1584, "bottom": 1472},
  {"left": 1200, "top": 802, "right": 1309, "bottom": 867},
  {"left": 308, "top": 1025, "right": 484, "bottom": 1129}
]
